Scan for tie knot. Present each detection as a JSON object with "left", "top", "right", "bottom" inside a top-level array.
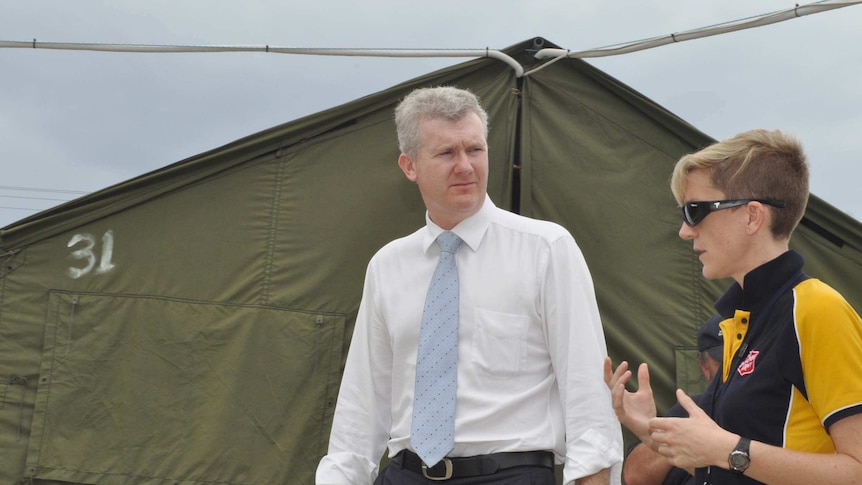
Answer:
[{"left": 436, "top": 231, "right": 462, "bottom": 254}]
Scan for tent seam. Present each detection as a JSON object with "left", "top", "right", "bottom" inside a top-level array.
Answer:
[
  {"left": 29, "top": 294, "right": 65, "bottom": 473},
  {"left": 261, "top": 157, "right": 288, "bottom": 305}
]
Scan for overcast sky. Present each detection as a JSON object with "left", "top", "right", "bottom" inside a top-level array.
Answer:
[{"left": 1, "top": 0, "right": 861, "bottom": 228}]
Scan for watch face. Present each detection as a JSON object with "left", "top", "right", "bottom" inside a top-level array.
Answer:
[{"left": 730, "top": 451, "right": 750, "bottom": 471}]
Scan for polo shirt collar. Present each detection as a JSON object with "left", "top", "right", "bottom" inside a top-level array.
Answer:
[{"left": 715, "top": 249, "right": 805, "bottom": 318}]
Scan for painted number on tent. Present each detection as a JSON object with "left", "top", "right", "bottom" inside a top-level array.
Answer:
[{"left": 67, "top": 230, "right": 116, "bottom": 279}]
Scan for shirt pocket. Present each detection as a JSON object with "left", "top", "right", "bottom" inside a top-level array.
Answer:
[{"left": 470, "top": 308, "right": 530, "bottom": 376}]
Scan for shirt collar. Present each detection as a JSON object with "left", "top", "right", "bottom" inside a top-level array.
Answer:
[
  {"left": 422, "top": 194, "right": 494, "bottom": 254},
  {"left": 715, "top": 249, "right": 805, "bottom": 317}
]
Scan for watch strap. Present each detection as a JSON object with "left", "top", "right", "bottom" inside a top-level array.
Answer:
[{"left": 728, "top": 436, "right": 751, "bottom": 474}]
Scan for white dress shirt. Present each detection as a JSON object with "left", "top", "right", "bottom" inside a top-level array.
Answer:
[{"left": 317, "top": 196, "right": 622, "bottom": 484}]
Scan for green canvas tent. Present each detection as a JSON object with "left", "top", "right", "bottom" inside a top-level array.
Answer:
[{"left": 2, "top": 38, "right": 861, "bottom": 485}]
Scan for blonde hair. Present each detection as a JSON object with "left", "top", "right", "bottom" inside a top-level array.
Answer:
[{"left": 671, "top": 129, "right": 809, "bottom": 239}]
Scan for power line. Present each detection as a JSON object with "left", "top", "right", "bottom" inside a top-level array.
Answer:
[
  {"left": 0, "top": 206, "right": 43, "bottom": 211},
  {"left": 0, "top": 188, "right": 84, "bottom": 220},
  {"left": 1, "top": 0, "right": 858, "bottom": 78},
  {"left": 0, "top": 185, "right": 89, "bottom": 195},
  {"left": 0, "top": 42, "right": 526, "bottom": 77},
  {"left": 0, "top": 194, "right": 71, "bottom": 202},
  {"left": 527, "top": 0, "right": 861, "bottom": 74}
]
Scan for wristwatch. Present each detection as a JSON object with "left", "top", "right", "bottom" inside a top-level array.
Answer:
[{"left": 728, "top": 437, "right": 751, "bottom": 474}]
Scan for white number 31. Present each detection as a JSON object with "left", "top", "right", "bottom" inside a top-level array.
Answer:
[{"left": 67, "top": 230, "right": 116, "bottom": 279}]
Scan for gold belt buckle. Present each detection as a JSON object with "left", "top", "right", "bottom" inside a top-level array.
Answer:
[{"left": 421, "top": 458, "right": 453, "bottom": 480}]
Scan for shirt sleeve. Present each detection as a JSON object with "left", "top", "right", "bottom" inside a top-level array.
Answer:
[
  {"left": 543, "top": 235, "right": 623, "bottom": 484},
  {"left": 316, "top": 257, "right": 392, "bottom": 485},
  {"left": 794, "top": 279, "right": 862, "bottom": 429}
]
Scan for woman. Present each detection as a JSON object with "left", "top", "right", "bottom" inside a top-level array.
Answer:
[{"left": 605, "top": 129, "right": 862, "bottom": 484}]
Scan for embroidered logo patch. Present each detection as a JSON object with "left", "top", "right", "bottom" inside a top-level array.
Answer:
[{"left": 737, "top": 350, "right": 759, "bottom": 377}]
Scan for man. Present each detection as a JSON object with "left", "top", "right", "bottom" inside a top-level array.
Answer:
[
  {"left": 622, "top": 315, "right": 723, "bottom": 485},
  {"left": 316, "top": 86, "right": 622, "bottom": 484}
]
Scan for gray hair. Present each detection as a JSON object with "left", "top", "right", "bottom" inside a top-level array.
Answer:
[{"left": 394, "top": 86, "right": 489, "bottom": 158}]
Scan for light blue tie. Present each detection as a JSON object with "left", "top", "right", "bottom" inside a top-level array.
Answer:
[{"left": 411, "top": 231, "right": 462, "bottom": 467}]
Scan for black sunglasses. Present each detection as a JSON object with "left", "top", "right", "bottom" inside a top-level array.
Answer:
[{"left": 681, "top": 199, "right": 786, "bottom": 227}]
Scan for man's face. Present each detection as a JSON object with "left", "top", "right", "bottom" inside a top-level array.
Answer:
[
  {"left": 398, "top": 113, "right": 488, "bottom": 229},
  {"left": 700, "top": 353, "right": 721, "bottom": 382}
]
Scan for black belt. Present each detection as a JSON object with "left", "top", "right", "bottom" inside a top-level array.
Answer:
[{"left": 396, "top": 449, "right": 554, "bottom": 481}]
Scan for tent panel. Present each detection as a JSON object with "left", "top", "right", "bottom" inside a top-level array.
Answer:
[
  {"left": 264, "top": 115, "right": 426, "bottom": 313},
  {"left": 520, "top": 66, "right": 725, "bottom": 412},
  {"left": 791, "top": 202, "right": 862, "bottom": 312},
  {"left": 26, "top": 292, "right": 344, "bottom": 485}
]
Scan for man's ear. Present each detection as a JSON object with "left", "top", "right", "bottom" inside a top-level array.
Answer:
[{"left": 398, "top": 153, "right": 418, "bottom": 182}]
